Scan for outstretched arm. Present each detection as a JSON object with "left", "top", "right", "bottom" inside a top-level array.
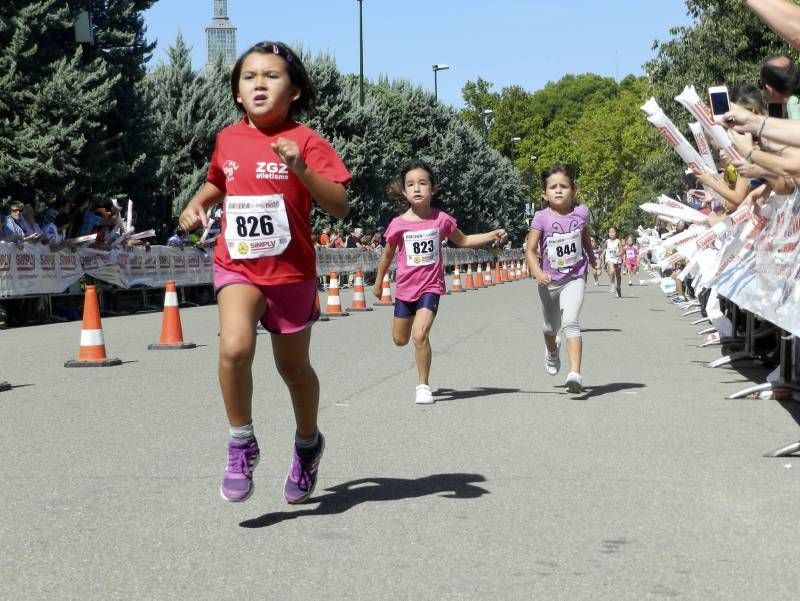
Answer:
[
  {"left": 448, "top": 228, "right": 507, "bottom": 249},
  {"left": 743, "top": 0, "right": 800, "bottom": 49}
]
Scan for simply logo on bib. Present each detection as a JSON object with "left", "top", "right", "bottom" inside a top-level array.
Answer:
[
  {"left": 546, "top": 230, "right": 582, "bottom": 270},
  {"left": 225, "top": 195, "right": 291, "bottom": 259},
  {"left": 404, "top": 228, "right": 439, "bottom": 267}
]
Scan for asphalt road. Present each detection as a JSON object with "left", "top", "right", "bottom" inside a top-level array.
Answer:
[{"left": 2, "top": 276, "right": 799, "bottom": 600}]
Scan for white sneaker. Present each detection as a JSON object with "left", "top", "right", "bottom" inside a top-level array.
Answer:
[
  {"left": 415, "top": 384, "right": 434, "bottom": 404},
  {"left": 565, "top": 372, "right": 584, "bottom": 394},
  {"left": 544, "top": 337, "right": 561, "bottom": 376}
]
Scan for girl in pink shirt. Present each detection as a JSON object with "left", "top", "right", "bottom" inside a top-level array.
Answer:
[{"left": 372, "top": 160, "right": 507, "bottom": 405}]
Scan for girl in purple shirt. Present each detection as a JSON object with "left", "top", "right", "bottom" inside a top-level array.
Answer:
[
  {"left": 373, "top": 160, "right": 507, "bottom": 405},
  {"left": 525, "top": 165, "right": 599, "bottom": 394}
]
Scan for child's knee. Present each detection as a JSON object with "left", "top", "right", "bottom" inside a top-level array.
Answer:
[{"left": 393, "top": 332, "right": 409, "bottom": 346}]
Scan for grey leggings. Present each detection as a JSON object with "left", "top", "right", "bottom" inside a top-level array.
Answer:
[{"left": 537, "top": 277, "right": 585, "bottom": 339}]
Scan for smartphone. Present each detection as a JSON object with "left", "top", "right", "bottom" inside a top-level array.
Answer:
[
  {"left": 768, "top": 102, "right": 784, "bottom": 118},
  {"left": 708, "top": 85, "right": 730, "bottom": 122}
]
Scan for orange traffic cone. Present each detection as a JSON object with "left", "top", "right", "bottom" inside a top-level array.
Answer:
[
  {"left": 501, "top": 262, "right": 509, "bottom": 282},
  {"left": 515, "top": 261, "right": 523, "bottom": 280},
  {"left": 316, "top": 289, "right": 330, "bottom": 322},
  {"left": 65, "top": 285, "right": 121, "bottom": 367},
  {"left": 322, "top": 272, "right": 349, "bottom": 317},
  {"left": 451, "top": 265, "right": 465, "bottom": 292},
  {"left": 484, "top": 262, "right": 493, "bottom": 286},
  {"left": 373, "top": 274, "right": 395, "bottom": 306},
  {"left": 148, "top": 281, "right": 196, "bottom": 350},
  {"left": 475, "top": 263, "right": 486, "bottom": 288},
  {"left": 464, "top": 264, "right": 475, "bottom": 290},
  {"left": 508, "top": 261, "right": 516, "bottom": 281},
  {"left": 347, "top": 270, "right": 374, "bottom": 312},
  {"left": 494, "top": 261, "right": 503, "bottom": 285}
]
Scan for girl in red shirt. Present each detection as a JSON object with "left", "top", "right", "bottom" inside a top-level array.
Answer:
[{"left": 179, "top": 41, "right": 350, "bottom": 505}]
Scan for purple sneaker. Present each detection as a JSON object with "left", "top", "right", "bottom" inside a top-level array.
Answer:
[
  {"left": 220, "top": 439, "right": 260, "bottom": 502},
  {"left": 283, "top": 432, "right": 325, "bottom": 504}
]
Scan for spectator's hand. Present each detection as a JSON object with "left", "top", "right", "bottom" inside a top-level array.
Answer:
[
  {"left": 731, "top": 157, "right": 761, "bottom": 178},
  {"left": 371, "top": 282, "right": 382, "bottom": 300},
  {"left": 178, "top": 201, "right": 209, "bottom": 232},
  {"left": 271, "top": 137, "right": 306, "bottom": 174},
  {"left": 723, "top": 102, "right": 761, "bottom": 134},
  {"left": 729, "top": 130, "right": 755, "bottom": 156}
]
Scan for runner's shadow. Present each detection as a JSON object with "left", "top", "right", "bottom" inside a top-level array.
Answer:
[
  {"left": 581, "top": 328, "right": 621, "bottom": 333},
  {"left": 239, "top": 473, "right": 489, "bottom": 529},
  {"left": 568, "top": 382, "right": 645, "bottom": 400},
  {"left": 433, "top": 387, "right": 520, "bottom": 402}
]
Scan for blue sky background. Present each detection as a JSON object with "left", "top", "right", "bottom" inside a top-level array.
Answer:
[{"left": 142, "top": 1, "right": 694, "bottom": 107}]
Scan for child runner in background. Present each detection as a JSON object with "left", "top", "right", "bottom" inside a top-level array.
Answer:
[
  {"left": 372, "top": 160, "right": 507, "bottom": 404},
  {"left": 604, "top": 227, "right": 623, "bottom": 297},
  {"left": 591, "top": 237, "right": 602, "bottom": 285},
  {"left": 179, "top": 41, "right": 351, "bottom": 505},
  {"left": 623, "top": 236, "right": 639, "bottom": 286},
  {"left": 525, "top": 165, "right": 598, "bottom": 394}
]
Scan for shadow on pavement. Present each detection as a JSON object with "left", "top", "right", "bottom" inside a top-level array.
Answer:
[
  {"left": 433, "top": 387, "right": 521, "bottom": 402},
  {"left": 569, "top": 381, "right": 646, "bottom": 400},
  {"left": 581, "top": 328, "right": 621, "bottom": 333},
  {"left": 239, "top": 473, "right": 489, "bottom": 529}
]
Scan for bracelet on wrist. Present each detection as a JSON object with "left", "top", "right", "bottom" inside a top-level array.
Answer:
[
  {"left": 756, "top": 117, "right": 768, "bottom": 142},
  {"left": 746, "top": 148, "right": 755, "bottom": 162}
]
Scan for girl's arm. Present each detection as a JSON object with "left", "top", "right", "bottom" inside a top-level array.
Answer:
[
  {"left": 179, "top": 182, "right": 224, "bottom": 232},
  {"left": 581, "top": 225, "right": 596, "bottom": 266},
  {"left": 448, "top": 228, "right": 507, "bottom": 248},
  {"left": 525, "top": 229, "right": 551, "bottom": 285},
  {"left": 271, "top": 137, "right": 350, "bottom": 220},
  {"left": 371, "top": 242, "right": 396, "bottom": 299}
]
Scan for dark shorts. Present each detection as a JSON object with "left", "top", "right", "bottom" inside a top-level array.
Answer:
[{"left": 394, "top": 292, "right": 440, "bottom": 318}]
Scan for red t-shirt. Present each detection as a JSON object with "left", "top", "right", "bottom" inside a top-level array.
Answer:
[{"left": 207, "top": 118, "right": 351, "bottom": 285}]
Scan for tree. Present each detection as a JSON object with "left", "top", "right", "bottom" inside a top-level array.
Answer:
[
  {"left": 0, "top": 0, "right": 118, "bottom": 206},
  {"left": 145, "top": 38, "right": 236, "bottom": 219}
]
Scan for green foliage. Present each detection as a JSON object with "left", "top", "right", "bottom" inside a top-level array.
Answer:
[
  {"left": 460, "top": 72, "right": 657, "bottom": 236},
  {"left": 0, "top": 0, "right": 157, "bottom": 225},
  {"left": 145, "top": 39, "right": 236, "bottom": 217}
]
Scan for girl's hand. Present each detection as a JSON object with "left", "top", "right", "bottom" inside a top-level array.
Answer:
[
  {"left": 694, "top": 172, "right": 716, "bottom": 187},
  {"left": 535, "top": 271, "right": 552, "bottom": 286},
  {"left": 371, "top": 283, "right": 382, "bottom": 300},
  {"left": 271, "top": 137, "right": 306, "bottom": 174},
  {"left": 492, "top": 229, "right": 508, "bottom": 246},
  {"left": 179, "top": 201, "right": 209, "bottom": 232}
]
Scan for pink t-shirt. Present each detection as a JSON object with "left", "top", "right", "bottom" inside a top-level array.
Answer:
[
  {"left": 384, "top": 209, "right": 457, "bottom": 302},
  {"left": 624, "top": 244, "right": 639, "bottom": 263}
]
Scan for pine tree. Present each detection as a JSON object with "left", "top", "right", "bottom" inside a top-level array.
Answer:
[{"left": 0, "top": 0, "right": 118, "bottom": 206}]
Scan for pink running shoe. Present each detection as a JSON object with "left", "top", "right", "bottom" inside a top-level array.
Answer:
[{"left": 220, "top": 439, "right": 260, "bottom": 502}]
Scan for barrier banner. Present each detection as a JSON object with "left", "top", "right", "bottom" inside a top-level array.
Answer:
[
  {"left": 715, "top": 191, "right": 800, "bottom": 336},
  {"left": 0, "top": 243, "right": 524, "bottom": 298}
]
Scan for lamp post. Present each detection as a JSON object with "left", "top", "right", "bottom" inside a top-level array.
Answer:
[
  {"left": 432, "top": 64, "right": 449, "bottom": 101},
  {"left": 480, "top": 109, "right": 493, "bottom": 138},
  {"left": 510, "top": 136, "right": 521, "bottom": 161},
  {"left": 357, "top": 0, "right": 365, "bottom": 105}
]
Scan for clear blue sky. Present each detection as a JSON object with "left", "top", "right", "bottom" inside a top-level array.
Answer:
[{"left": 142, "top": 0, "right": 693, "bottom": 108}]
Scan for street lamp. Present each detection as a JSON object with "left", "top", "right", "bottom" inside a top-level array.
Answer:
[
  {"left": 510, "top": 136, "right": 521, "bottom": 160},
  {"left": 432, "top": 64, "right": 449, "bottom": 101},
  {"left": 480, "top": 109, "right": 493, "bottom": 138},
  {"left": 357, "top": 0, "right": 365, "bottom": 105}
]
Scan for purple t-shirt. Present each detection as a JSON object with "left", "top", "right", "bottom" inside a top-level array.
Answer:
[
  {"left": 384, "top": 209, "right": 457, "bottom": 301},
  {"left": 531, "top": 204, "right": 590, "bottom": 284}
]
